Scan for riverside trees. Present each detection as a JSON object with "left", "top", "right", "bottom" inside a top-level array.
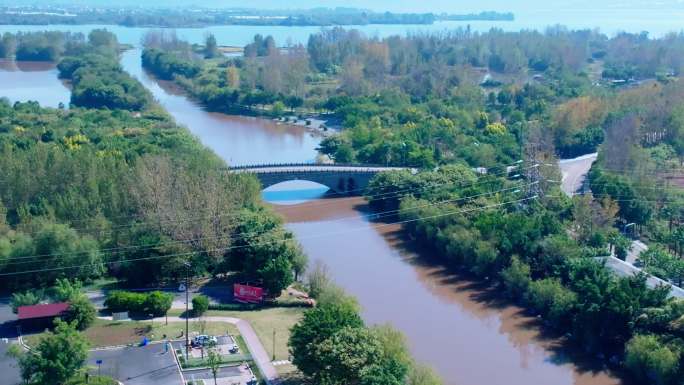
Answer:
[{"left": 366, "top": 164, "right": 684, "bottom": 383}]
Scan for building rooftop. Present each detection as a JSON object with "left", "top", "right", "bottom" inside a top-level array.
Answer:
[{"left": 17, "top": 302, "right": 70, "bottom": 320}]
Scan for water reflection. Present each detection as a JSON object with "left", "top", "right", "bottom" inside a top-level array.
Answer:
[
  {"left": 0, "top": 59, "right": 70, "bottom": 107},
  {"left": 263, "top": 181, "right": 329, "bottom": 205}
]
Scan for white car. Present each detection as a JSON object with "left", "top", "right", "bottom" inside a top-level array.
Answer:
[{"left": 192, "top": 335, "right": 218, "bottom": 347}]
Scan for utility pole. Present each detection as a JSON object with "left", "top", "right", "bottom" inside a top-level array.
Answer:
[
  {"left": 184, "top": 261, "right": 191, "bottom": 362},
  {"left": 272, "top": 328, "right": 276, "bottom": 361}
]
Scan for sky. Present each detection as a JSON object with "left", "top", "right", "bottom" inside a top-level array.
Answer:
[{"left": 5, "top": 0, "right": 684, "bottom": 13}]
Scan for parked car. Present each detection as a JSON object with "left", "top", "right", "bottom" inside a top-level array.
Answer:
[
  {"left": 229, "top": 344, "right": 239, "bottom": 354},
  {"left": 192, "top": 335, "right": 218, "bottom": 347}
]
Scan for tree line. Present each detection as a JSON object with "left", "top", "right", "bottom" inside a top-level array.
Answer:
[
  {"left": 140, "top": 28, "right": 684, "bottom": 170},
  {"left": 0, "top": 6, "right": 513, "bottom": 28},
  {"left": 0, "top": 31, "right": 85, "bottom": 61}
]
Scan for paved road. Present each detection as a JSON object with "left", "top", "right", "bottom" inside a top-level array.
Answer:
[
  {"left": 626, "top": 240, "right": 648, "bottom": 265},
  {"left": 602, "top": 256, "right": 684, "bottom": 298},
  {"left": 88, "top": 343, "right": 182, "bottom": 385},
  {"left": 559, "top": 153, "right": 598, "bottom": 195},
  {"left": 558, "top": 153, "right": 684, "bottom": 297},
  {"left": 0, "top": 338, "right": 21, "bottom": 385}
]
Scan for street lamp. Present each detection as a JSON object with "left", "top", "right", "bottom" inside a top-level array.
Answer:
[{"left": 183, "top": 261, "right": 191, "bottom": 362}]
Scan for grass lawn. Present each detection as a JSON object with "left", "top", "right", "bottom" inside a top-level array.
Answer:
[
  {"left": 24, "top": 319, "right": 239, "bottom": 348},
  {"left": 65, "top": 375, "right": 117, "bottom": 385},
  {"left": 168, "top": 307, "right": 305, "bottom": 361}
]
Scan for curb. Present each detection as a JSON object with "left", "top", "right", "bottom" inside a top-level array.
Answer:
[
  {"left": 18, "top": 335, "right": 31, "bottom": 351},
  {"left": 171, "top": 342, "right": 186, "bottom": 385}
]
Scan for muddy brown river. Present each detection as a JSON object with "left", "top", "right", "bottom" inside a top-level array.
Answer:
[
  {"left": 0, "top": 48, "right": 623, "bottom": 385},
  {"left": 276, "top": 197, "right": 621, "bottom": 385}
]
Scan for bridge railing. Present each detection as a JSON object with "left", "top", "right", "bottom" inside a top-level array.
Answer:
[{"left": 228, "top": 162, "right": 399, "bottom": 170}]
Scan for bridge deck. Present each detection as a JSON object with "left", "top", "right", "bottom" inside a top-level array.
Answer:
[{"left": 231, "top": 166, "right": 408, "bottom": 174}]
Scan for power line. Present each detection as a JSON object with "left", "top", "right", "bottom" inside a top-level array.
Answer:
[
  {"left": 0, "top": 196, "right": 537, "bottom": 277},
  {"left": 2, "top": 162, "right": 533, "bottom": 239},
  {"left": 0, "top": 160, "right": 525, "bottom": 228},
  {"left": 2, "top": 183, "right": 532, "bottom": 266}
]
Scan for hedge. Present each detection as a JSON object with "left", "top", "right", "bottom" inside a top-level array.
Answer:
[{"left": 104, "top": 290, "right": 173, "bottom": 316}]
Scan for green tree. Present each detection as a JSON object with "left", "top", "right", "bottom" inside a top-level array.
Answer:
[
  {"left": 206, "top": 349, "right": 221, "bottom": 385},
  {"left": 312, "top": 327, "right": 385, "bottom": 385},
  {"left": 289, "top": 301, "right": 364, "bottom": 377},
  {"left": 9, "top": 320, "right": 89, "bottom": 385},
  {"left": 306, "top": 260, "right": 331, "bottom": 299},
  {"left": 625, "top": 334, "right": 680, "bottom": 385},
  {"left": 526, "top": 278, "right": 577, "bottom": 328},
  {"left": 204, "top": 33, "right": 219, "bottom": 59},
  {"left": 500, "top": 256, "right": 531, "bottom": 300},
  {"left": 259, "top": 255, "right": 294, "bottom": 296},
  {"left": 272, "top": 100, "right": 286, "bottom": 116},
  {"left": 291, "top": 251, "right": 309, "bottom": 282},
  {"left": 52, "top": 278, "right": 83, "bottom": 302},
  {"left": 192, "top": 295, "right": 210, "bottom": 316},
  {"left": 10, "top": 290, "right": 43, "bottom": 313},
  {"left": 144, "top": 291, "right": 173, "bottom": 317},
  {"left": 407, "top": 364, "right": 443, "bottom": 385},
  {"left": 64, "top": 295, "right": 96, "bottom": 330}
]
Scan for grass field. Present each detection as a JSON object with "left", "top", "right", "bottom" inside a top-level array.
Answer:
[
  {"left": 222, "top": 307, "right": 304, "bottom": 361},
  {"left": 168, "top": 307, "right": 305, "bottom": 360},
  {"left": 24, "top": 319, "right": 239, "bottom": 348}
]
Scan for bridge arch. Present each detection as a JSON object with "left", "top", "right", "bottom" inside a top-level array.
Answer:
[
  {"left": 255, "top": 172, "right": 373, "bottom": 194},
  {"left": 229, "top": 164, "right": 412, "bottom": 196}
]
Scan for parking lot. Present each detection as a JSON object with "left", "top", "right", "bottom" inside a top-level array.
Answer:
[
  {"left": 171, "top": 334, "right": 257, "bottom": 385},
  {"left": 88, "top": 343, "right": 183, "bottom": 385}
]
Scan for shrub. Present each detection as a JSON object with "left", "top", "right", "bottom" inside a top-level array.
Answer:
[
  {"left": 625, "top": 334, "right": 680, "bottom": 385},
  {"left": 526, "top": 278, "right": 577, "bottom": 328},
  {"left": 104, "top": 290, "right": 173, "bottom": 316},
  {"left": 500, "top": 256, "right": 531, "bottom": 300},
  {"left": 64, "top": 295, "right": 96, "bottom": 330},
  {"left": 10, "top": 290, "right": 43, "bottom": 313},
  {"left": 144, "top": 291, "right": 173, "bottom": 317},
  {"left": 192, "top": 295, "right": 209, "bottom": 316},
  {"left": 104, "top": 291, "right": 146, "bottom": 313}
]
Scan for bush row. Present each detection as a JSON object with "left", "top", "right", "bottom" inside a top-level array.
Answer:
[{"left": 104, "top": 291, "right": 173, "bottom": 317}]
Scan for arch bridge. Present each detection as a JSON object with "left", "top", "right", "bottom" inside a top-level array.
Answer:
[{"left": 229, "top": 163, "right": 413, "bottom": 195}]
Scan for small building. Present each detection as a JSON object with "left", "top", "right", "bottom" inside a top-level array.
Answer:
[{"left": 17, "top": 302, "right": 69, "bottom": 331}]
